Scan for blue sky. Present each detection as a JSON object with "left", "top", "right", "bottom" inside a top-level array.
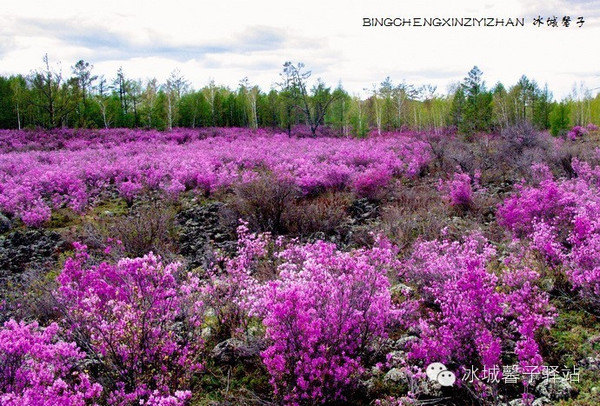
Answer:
[{"left": 1, "top": 0, "right": 599, "bottom": 99}]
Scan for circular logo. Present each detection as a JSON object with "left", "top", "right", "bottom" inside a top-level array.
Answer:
[
  {"left": 425, "top": 362, "right": 456, "bottom": 386},
  {"left": 426, "top": 362, "right": 447, "bottom": 381},
  {"left": 436, "top": 370, "right": 456, "bottom": 386}
]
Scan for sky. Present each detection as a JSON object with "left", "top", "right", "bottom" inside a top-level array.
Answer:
[{"left": 1, "top": 0, "right": 599, "bottom": 100}]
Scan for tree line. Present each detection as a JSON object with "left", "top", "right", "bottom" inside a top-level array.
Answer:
[{"left": 0, "top": 56, "right": 598, "bottom": 136}]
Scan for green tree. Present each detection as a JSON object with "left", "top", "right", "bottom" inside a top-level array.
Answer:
[
  {"left": 532, "top": 84, "right": 552, "bottom": 129},
  {"left": 71, "top": 60, "right": 97, "bottom": 127},
  {"left": 239, "top": 77, "right": 260, "bottom": 129},
  {"left": 202, "top": 80, "right": 218, "bottom": 126},
  {"left": 0, "top": 76, "right": 17, "bottom": 128},
  {"left": 492, "top": 82, "right": 509, "bottom": 130},
  {"left": 393, "top": 81, "right": 419, "bottom": 129},
  {"left": 139, "top": 78, "right": 159, "bottom": 129},
  {"left": 460, "top": 66, "right": 493, "bottom": 134},
  {"left": 278, "top": 62, "right": 339, "bottom": 137},
  {"left": 508, "top": 75, "right": 538, "bottom": 124},
  {"left": 28, "top": 54, "right": 76, "bottom": 128},
  {"left": 379, "top": 77, "right": 395, "bottom": 131},
  {"left": 448, "top": 86, "right": 465, "bottom": 129},
  {"left": 179, "top": 91, "right": 210, "bottom": 128},
  {"left": 259, "top": 89, "right": 281, "bottom": 130},
  {"left": 549, "top": 102, "right": 571, "bottom": 136},
  {"left": 326, "top": 83, "right": 351, "bottom": 136},
  {"left": 349, "top": 95, "right": 369, "bottom": 138},
  {"left": 164, "top": 69, "right": 189, "bottom": 129}
]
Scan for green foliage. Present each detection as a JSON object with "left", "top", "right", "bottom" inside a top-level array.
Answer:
[
  {"left": 325, "top": 85, "right": 351, "bottom": 136},
  {"left": 0, "top": 57, "right": 599, "bottom": 136},
  {"left": 449, "top": 86, "right": 465, "bottom": 129},
  {"left": 0, "top": 76, "right": 18, "bottom": 128},
  {"left": 456, "top": 66, "right": 493, "bottom": 134},
  {"left": 550, "top": 102, "right": 572, "bottom": 136}
]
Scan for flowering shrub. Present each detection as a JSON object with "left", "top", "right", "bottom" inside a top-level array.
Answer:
[
  {"left": 567, "top": 125, "right": 588, "bottom": 140},
  {"left": 401, "top": 234, "right": 555, "bottom": 397},
  {"left": 438, "top": 172, "right": 474, "bottom": 208},
  {"left": 0, "top": 127, "right": 227, "bottom": 153},
  {"left": 19, "top": 198, "right": 52, "bottom": 227},
  {"left": 244, "top": 235, "right": 405, "bottom": 405},
  {"left": 202, "top": 222, "right": 268, "bottom": 339},
  {"left": 353, "top": 166, "right": 392, "bottom": 200},
  {"left": 117, "top": 181, "right": 144, "bottom": 205},
  {"left": 497, "top": 168, "right": 576, "bottom": 237},
  {"left": 569, "top": 233, "right": 600, "bottom": 307},
  {"left": 498, "top": 161, "right": 600, "bottom": 307},
  {"left": 55, "top": 243, "right": 204, "bottom": 405},
  {"left": 0, "top": 319, "right": 102, "bottom": 405}
]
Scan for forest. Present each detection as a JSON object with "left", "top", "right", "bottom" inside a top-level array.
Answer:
[{"left": 0, "top": 56, "right": 599, "bottom": 137}]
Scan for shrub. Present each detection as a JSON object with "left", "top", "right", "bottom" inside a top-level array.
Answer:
[
  {"left": 492, "top": 123, "right": 555, "bottom": 182},
  {"left": 282, "top": 191, "right": 351, "bottom": 238},
  {"left": 55, "top": 243, "right": 204, "bottom": 405},
  {"left": 246, "top": 236, "right": 406, "bottom": 405},
  {"left": 95, "top": 197, "right": 179, "bottom": 258},
  {"left": 353, "top": 166, "right": 392, "bottom": 200},
  {"left": 117, "top": 181, "right": 144, "bottom": 205},
  {"left": 569, "top": 232, "right": 600, "bottom": 308},
  {"left": 20, "top": 199, "right": 52, "bottom": 228},
  {"left": 0, "top": 129, "right": 431, "bottom": 224},
  {"left": 567, "top": 125, "right": 588, "bottom": 141},
  {"left": 401, "top": 234, "right": 555, "bottom": 398},
  {"left": 202, "top": 222, "right": 269, "bottom": 340},
  {"left": 0, "top": 319, "right": 102, "bottom": 405},
  {"left": 438, "top": 172, "right": 474, "bottom": 209},
  {"left": 230, "top": 175, "right": 298, "bottom": 234},
  {"left": 496, "top": 166, "right": 576, "bottom": 238},
  {"left": 497, "top": 160, "right": 600, "bottom": 308}
]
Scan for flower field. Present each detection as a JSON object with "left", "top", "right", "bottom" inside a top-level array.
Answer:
[
  {"left": 0, "top": 128, "right": 430, "bottom": 226},
  {"left": 1, "top": 126, "right": 600, "bottom": 405}
]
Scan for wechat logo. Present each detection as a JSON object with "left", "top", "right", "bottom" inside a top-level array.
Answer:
[{"left": 426, "top": 362, "right": 456, "bottom": 386}]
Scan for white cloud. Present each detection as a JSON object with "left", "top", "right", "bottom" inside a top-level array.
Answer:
[{"left": 1, "top": 0, "right": 599, "bottom": 99}]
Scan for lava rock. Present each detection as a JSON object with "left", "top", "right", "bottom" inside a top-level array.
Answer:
[
  {"left": 395, "top": 335, "right": 418, "bottom": 350},
  {"left": 536, "top": 377, "right": 576, "bottom": 400},
  {"left": 579, "top": 355, "right": 600, "bottom": 371},
  {"left": 416, "top": 378, "right": 443, "bottom": 397},
  {"left": 384, "top": 368, "right": 407, "bottom": 383},
  {"left": 201, "top": 327, "right": 213, "bottom": 341},
  {"left": 390, "top": 283, "right": 414, "bottom": 296},
  {"left": 385, "top": 350, "right": 407, "bottom": 368},
  {"left": 508, "top": 398, "right": 548, "bottom": 406},
  {"left": 509, "top": 397, "right": 552, "bottom": 406},
  {"left": 348, "top": 198, "right": 379, "bottom": 224},
  {"left": 0, "top": 214, "right": 11, "bottom": 233},
  {"left": 0, "top": 229, "right": 63, "bottom": 275},
  {"left": 211, "top": 337, "right": 265, "bottom": 365},
  {"left": 177, "top": 202, "right": 237, "bottom": 269}
]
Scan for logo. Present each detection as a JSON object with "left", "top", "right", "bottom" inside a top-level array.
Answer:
[{"left": 426, "top": 362, "right": 456, "bottom": 386}]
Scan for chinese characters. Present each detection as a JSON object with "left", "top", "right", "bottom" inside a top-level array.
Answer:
[
  {"left": 462, "top": 365, "right": 581, "bottom": 384},
  {"left": 533, "top": 16, "right": 585, "bottom": 27}
]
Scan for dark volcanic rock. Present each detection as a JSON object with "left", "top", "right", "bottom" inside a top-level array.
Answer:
[
  {"left": 0, "top": 229, "right": 64, "bottom": 323},
  {"left": 211, "top": 337, "right": 266, "bottom": 365},
  {"left": 348, "top": 198, "right": 380, "bottom": 224},
  {"left": 0, "top": 229, "right": 63, "bottom": 275},
  {"left": 536, "top": 377, "right": 576, "bottom": 401},
  {"left": 0, "top": 214, "right": 11, "bottom": 234},
  {"left": 177, "top": 202, "right": 237, "bottom": 270}
]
